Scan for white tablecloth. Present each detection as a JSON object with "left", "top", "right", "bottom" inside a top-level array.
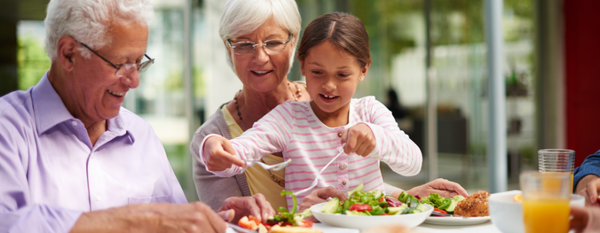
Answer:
[
  {"left": 311, "top": 222, "right": 501, "bottom": 233},
  {"left": 415, "top": 222, "right": 501, "bottom": 233}
]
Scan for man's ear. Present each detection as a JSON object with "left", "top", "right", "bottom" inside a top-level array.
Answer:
[
  {"left": 56, "top": 36, "right": 78, "bottom": 71},
  {"left": 359, "top": 63, "right": 370, "bottom": 82}
]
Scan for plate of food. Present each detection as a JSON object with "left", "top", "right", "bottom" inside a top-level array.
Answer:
[
  {"left": 422, "top": 190, "right": 491, "bottom": 226},
  {"left": 229, "top": 190, "right": 336, "bottom": 233},
  {"left": 310, "top": 184, "right": 433, "bottom": 230}
]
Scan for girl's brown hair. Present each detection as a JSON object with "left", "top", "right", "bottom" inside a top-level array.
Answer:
[{"left": 297, "top": 12, "right": 371, "bottom": 68}]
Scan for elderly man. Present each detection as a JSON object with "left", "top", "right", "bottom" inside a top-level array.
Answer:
[{"left": 0, "top": 0, "right": 273, "bottom": 232}]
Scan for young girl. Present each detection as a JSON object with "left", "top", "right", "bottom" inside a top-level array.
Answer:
[{"left": 199, "top": 12, "right": 422, "bottom": 209}]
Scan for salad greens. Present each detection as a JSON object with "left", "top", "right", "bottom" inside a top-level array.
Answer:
[
  {"left": 320, "top": 184, "right": 429, "bottom": 216},
  {"left": 268, "top": 190, "right": 312, "bottom": 226},
  {"left": 418, "top": 192, "right": 465, "bottom": 215}
]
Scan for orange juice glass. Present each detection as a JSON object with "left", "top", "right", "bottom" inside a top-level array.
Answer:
[
  {"left": 538, "top": 149, "right": 575, "bottom": 189},
  {"left": 520, "top": 171, "right": 571, "bottom": 233}
]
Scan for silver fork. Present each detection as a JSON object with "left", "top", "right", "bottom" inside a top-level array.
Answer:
[
  {"left": 293, "top": 148, "right": 345, "bottom": 196},
  {"left": 242, "top": 158, "right": 292, "bottom": 171}
]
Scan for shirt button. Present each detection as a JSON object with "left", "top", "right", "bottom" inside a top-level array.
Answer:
[
  {"left": 71, "top": 121, "right": 78, "bottom": 126},
  {"left": 341, "top": 181, "right": 347, "bottom": 186},
  {"left": 95, "top": 195, "right": 101, "bottom": 201},
  {"left": 339, "top": 164, "right": 346, "bottom": 170},
  {"left": 337, "top": 132, "right": 343, "bottom": 137}
]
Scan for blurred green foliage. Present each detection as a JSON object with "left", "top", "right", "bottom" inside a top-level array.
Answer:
[{"left": 18, "top": 36, "right": 50, "bottom": 90}]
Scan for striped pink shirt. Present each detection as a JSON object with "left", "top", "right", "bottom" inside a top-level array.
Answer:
[{"left": 200, "top": 96, "right": 422, "bottom": 209}]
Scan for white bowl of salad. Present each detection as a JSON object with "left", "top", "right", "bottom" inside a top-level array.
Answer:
[{"left": 310, "top": 184, "right": 433, "bottom": 230}]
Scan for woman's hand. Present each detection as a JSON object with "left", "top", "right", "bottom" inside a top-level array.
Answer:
[
  {"left": 298, "top": 187, "right": 348, "bottom": 222},
  {"left": 341, "top": 123, "right": 376, "bottom": 157},
  {"left": 202, "top": 135, "right": 246, "bottom": 172},
  {"left": 400, "top": 178, "right": 469, "bottom": 199},
  {"left": 217, "top": 194, "right": 276, "bottom": 223},
  {"left": 575, "top": 174, "right": 600, "bottom": 207}
]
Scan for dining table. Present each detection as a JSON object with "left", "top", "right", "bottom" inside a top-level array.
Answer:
[{"left": 311, "top": 221, "right": 502, "bottom": 233}]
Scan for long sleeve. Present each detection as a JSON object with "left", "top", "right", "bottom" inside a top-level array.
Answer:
[
  {"left": 0, "top": 120, "right": 82, "bottom": 233},
  {"left": 199, "top": 103, "right": 292, "bottom": 177},
  {"left": 574, "top": 150, "right": 600, "bottom": 192},
  {"left": 360, "top": 97, "right": 422, "bottom": 176}
]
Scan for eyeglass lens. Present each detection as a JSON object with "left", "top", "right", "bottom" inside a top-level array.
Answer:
[
  {"left": 115, "top": 60, "right": 154, "bottom": 77},
  {"left": 230, "top": 34, "right": 291, "bottom": 55}
]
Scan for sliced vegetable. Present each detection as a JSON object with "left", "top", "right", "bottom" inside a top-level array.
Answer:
[
  {"left": 349, "top": 204, "right": 372, "bottom": 212},
  {"left": 385, "top": 196, "right": 402, "bottom": 207},
  {"left": 320, "top": 197, "right": 342, "bottom": 214},
  {"left": 238, "top": 216, "right": 260, "bottom": 230},
  {"left": 433, "top": 207, "right": 448, "bottom": 214}
]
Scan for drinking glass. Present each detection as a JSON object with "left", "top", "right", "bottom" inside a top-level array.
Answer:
[
  {"left": 520, "top": 171, "right": 571, "bottom": 233},
  {"left": 538, "top": 149, "right": 575, "bottom": 188}
]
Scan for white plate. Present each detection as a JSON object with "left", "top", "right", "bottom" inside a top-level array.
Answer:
[
  {"left": 424, "top": 216, "right": 491, "bottom": 226},
  {"left": 310, "top": 202, "right": 433, "bottom": 230}
]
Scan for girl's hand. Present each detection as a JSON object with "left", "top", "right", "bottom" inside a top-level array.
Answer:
[
  {"left": 340, "top": 123, "right": 376, "bottom": 157},
  {"left": 202, "top": 135, "right": 246, "bottom": 172}
]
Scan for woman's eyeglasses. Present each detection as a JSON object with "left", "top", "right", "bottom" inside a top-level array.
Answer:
[{"left": 226, "top": 33, "right": 292, "bottom": 55}]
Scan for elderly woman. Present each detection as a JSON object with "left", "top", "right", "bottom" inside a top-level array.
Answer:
[{"left": 191, "top": 0, "right": 469, "bottom": 218}]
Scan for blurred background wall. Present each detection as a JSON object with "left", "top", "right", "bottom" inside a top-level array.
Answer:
[{"left": 1, "top": 0, "right": 599, "bottom": 199}]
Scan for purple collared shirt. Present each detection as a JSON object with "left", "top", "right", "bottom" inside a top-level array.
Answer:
[{"left": 0, "top": 72, "right": 187, "bottom": 232}]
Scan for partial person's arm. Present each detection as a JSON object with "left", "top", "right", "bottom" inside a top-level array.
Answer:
[
  {"left": 570, "top": 205, "right": 600, "bottom": 233},
  {"left": 69, "top": 202, "right": 228, "bottom": 233},
  {"left": 0, "top": 124, "right": 83, "bottom": 232},
  {"left": 358, "top": 97, "right": 423, "bottom": 176},
  {"left": 574, "top": 150, "right": 600, "bottom": 206},
  {"left": 400, "top": 178, "right": 468, "bottom": 199}
]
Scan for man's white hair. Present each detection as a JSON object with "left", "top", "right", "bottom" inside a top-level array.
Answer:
[
  {"left": 44, "top": 0, "right": 154, "bottom": 60},
  {"left": 219, "top": 0, "right": 301, "bottom": 73}
]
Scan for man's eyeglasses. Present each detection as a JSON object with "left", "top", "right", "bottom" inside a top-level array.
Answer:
[
  {"left": 226, "top": 33, "right": 292, "bottom": 55},
  {"left": 78, "top": 42, "right": 154, "bottom": 78}
]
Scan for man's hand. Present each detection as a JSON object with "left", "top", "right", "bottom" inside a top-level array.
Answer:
[
  {"left": 576, "top": 174, "right": 600, "bottom": 207},
  {"left": 298, "top": 186, "right": 348, "bottom": 222},
  {"left": 202, "top": 135, "right": 246, "bottom": 172},
  {"left": 401, "top": 178, "right": 469, "bottom": 199},
  {"left": 340, "top": 123, "right": 376, "bottom": 157},
  {"left": 217, "top": 194, "right": 276, "bottom": 223},
  {"left": 71, "top": 202, "right": 228, "bottom": 233}
]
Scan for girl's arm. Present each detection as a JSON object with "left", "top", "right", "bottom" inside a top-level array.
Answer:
[
  {"left": 199, "top": 102, "right": 294, "bottom": 177},
  {"left": 361, "top": 97, "right": 423, "bottom": 176}
]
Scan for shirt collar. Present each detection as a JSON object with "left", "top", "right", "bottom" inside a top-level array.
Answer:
[
  {"left": 32, "top": 72, "right": 135, "bottom": 144},
  {"left": 32, "top": 72, "right": 75, "bottom": 135}
]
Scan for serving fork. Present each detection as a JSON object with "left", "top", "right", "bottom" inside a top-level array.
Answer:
[
  {"left": 292, "top": 148, "right": 345, "bottom": 196},
  {"left": 242, "top": 158, "right": 292, "bottom": 171}
]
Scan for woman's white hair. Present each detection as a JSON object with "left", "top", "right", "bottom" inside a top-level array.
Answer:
[
  {"left": 219, "top": 0, "right": 301, "bottom": 73},
  {"left": 44, "top": 0, "right": 154, "bottom": 60}
]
